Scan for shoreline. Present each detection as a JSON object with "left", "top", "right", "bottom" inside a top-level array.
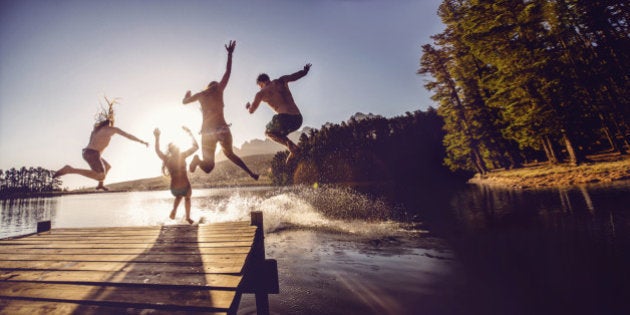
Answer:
[{"left": 468, "top": 153, "right": 630, "bottom": 189}]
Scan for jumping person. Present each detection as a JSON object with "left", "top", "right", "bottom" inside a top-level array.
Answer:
[
  {"left": 182, "top": 40, "right": 259, "bottom": 180},
  {"left": 53, "top": 98, "right": 148, "bottom": 190},
  {"left": 245, "top": 63, "right": 311, "bottom": 163},
  {"left": 153, "top": 126, "right": 198, "bottom": 224}
]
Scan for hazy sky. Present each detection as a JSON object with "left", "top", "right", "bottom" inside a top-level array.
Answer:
[{"left": 0, "top": 0, "right": 444, "bottom": 189}]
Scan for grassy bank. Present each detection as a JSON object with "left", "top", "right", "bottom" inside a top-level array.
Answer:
[{"left": 469, "top": 153, "right": 630, "bottom": 189}]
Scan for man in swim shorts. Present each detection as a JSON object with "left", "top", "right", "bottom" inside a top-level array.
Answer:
[
  {"left": 183, "top": 40, "right": 259, "bottom": 180},
  {"left": 246, "top": 63, "right": 311, "bottom": 162}
]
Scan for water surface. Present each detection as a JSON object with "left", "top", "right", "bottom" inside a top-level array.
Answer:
[{"left": 2, "top": 182, "right": 629, "bottom": 314}]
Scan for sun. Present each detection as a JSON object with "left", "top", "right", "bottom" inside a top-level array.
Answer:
[{"left": 146, "top": 105, "right": 202, "bottom": 151}]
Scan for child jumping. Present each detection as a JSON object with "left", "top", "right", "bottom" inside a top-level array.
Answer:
[{"left": 153, "top": 126, "right": 198, "bottom": 224}]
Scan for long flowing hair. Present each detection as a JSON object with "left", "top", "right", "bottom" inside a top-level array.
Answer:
[{"left": 94, "top": 96, "right": 120, "bottom": 130}]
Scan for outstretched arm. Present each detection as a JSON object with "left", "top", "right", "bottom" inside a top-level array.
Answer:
[
  {"left": 182, "top": 90, "right": 201, "bottom": 104},
  {"left": 246, "top": 91, "right": 264, "bottom": 114},
  {"left": 219, "top": 40, "right": 235, "bottom": 90},
  {"left": 114, "top": 127, "right": 149, "bottom": 147},
  {"left": 279, "top": 63, "right": 311, "bottom": 83},
  {"left": 181, "top": 126, "right": 199, "bottom": 157},
  {"left": 153, "top": 128, "right": 166, "bottom": 161}
]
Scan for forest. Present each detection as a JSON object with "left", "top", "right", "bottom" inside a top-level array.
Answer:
[
  {"left": 0, "top": 167, "right": 62, "bottom": 197},
  {"left": 419, "top": 0, "right": 629, "bottom": 174},
  {"left": 270, "top": 110, "right": 464, "bottom": 186}
]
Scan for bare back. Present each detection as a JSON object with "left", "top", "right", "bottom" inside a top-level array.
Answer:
[
  {"left": 196, "top": 87, "right": 229, "bottom": 131},
  {"left": 259, "top": 80, "right": 301, "bottom": 115}
]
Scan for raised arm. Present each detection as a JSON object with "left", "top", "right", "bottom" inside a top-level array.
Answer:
[
  {"left": 219, "top": 40, "right": 236, "bottom": 90},
  {"left": 114, "top": 127, "right": 148, "bottom": 147},
  {"left": 279, "top": 63, "right": 311, "bottom": 83},
  {"left": 181, "top": 126, "right": 199, "bottom": 157},
  {"left": 246, "top": 91, "right": 264, "bottom": 114},
  {"left": 182, "top": 90, "right": 201, "bottom": 104},
  {"left": 153, "top": 128, "right": 166, "bottom": 161}
]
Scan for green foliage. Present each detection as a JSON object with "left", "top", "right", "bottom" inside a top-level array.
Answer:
[
  {"left": 0, "top": 167, "right": 62, "bottom": 197},
  {"left": 420, "top": 0, "right": 630, "bottom": 172},
  {"left": 270, "top": 110, "right": 459, "bottom": 186}
]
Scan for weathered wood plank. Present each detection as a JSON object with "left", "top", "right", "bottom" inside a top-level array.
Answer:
[
  {"left": 0, "top": 247, "right": 251, "bottom": 255},
  {"left": 0, "top": 299, "right": 226, "bottom": 315},
  {"left": 0, "top": 270, "right": 242, "bottom": 289},
  {"left": 0, "top": 241, "right": 253, "bottom": 249},
  {"left": 0, "top": 282, "right": 236, "bottom": 311},
  {"left": 0, "top": 260, "right": 245, "bottom": 274},
  {"left": 0, "top": 253, "right": 248, "bottom": 265},
  {"left": 0, "top": 236, "right": 255, "bottom": 244}
]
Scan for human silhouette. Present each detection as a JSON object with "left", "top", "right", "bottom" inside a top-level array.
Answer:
[
  {"left": 246, "top": 63, "right": 311, "bottom": 163},
  {"left": 183, "top": 40, "right": 259, "bottom": 180}
]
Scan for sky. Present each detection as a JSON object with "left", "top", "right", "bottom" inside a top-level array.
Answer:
[{"left": 0, "top": 0, "right": 445, "bottom": 189}]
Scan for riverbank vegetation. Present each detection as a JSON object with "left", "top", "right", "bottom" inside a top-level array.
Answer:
[
  {"left": 419, "top": 0, "right": 629, "bottom": 174},
  {"left": 0, "top": 167, "right": 62, "bottom": 198},
  {"left": 270, "top": 110, "right": 467, "bottom": 186},
  {"left": 469, "top": 153, "right": 630, "bottom": 189}
]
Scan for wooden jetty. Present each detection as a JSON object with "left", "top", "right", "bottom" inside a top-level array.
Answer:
[{"left": 0, "top": 211, "right": 278, "bottom": 315}]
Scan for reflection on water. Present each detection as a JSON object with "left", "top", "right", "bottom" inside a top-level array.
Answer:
[
  {"left": 2, "top": 181, "right": 630, "bottom": 314},
  {"left": 1, "top": 198, "right": 56, "bottom": 238}
]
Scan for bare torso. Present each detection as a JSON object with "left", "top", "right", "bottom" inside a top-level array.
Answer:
[
  {"left": 86, "top": 126, "right": 117, "bottom": 153},
  {"left": 259, "top": 80, "right": 302, "bottom": 115},
  {"left": 165, "top": 156, "right": 190, "bottom": 189},
  {"left": 197, "top": 87, "right": 228, "bottom": 132}
]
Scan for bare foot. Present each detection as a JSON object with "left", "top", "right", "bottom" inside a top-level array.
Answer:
[
  {"left": 53, "top": 165, "right": 72, "bottom": 178},
  {"left": 169, "top": 210, "right": 176, "bottom": 220},
  {"left": 189, "top": 155, "right": 200, "bottom": 173},
  {"left": 95, "top": 183, "right": 109, "bottom": 191},
  {"left": 186, "top": 218, "right": 194, "bottom": 225}
]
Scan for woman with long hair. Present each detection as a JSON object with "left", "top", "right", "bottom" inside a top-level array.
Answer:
[{"left": 53, "top": 97, "right": 148, "bottom": 190}]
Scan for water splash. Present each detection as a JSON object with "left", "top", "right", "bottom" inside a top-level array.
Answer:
[{"left": 195, "top": 186, "right": 411, "bottom": 238}]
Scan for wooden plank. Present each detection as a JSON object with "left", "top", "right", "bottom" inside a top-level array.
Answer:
[
  {"left": 0, "top": 260, "right": 245, "bottom": 274},
  {"left": 0, "top": 253, "right": 247, "bottom": 265},
  {"left": 0, "top": 236, "right": 255, "bottom": 244},
  {"left": 0, "top": 241, "right": 253, "bottom": 249},
  {"left": 0, "top": 282, "right": 236, "bottom": 311},
  {"left": 0, "top": 270, "right": 242, "bottom": 289},
  {"left": 0, "top": 246, "right": 251, "bottom": 255},
  {"left": 0, "top": 299, "right": 226, "bottom": 315},
  {"left": 45, "top": 227, "right": 256, "bottom": 236}
]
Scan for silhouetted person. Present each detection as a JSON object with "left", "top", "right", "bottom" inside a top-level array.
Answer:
[
  {"left": 183, "top": 40, "right": 259, "bottom": 180},
  {"left": 246, "top": 63, "right": 311, "bottom": 163},
  {"left": 154, "top": 126, "right": 198, "bottom": 224},
  {"left": 53, "top": 99, "right": 148, "bottom": 190}
]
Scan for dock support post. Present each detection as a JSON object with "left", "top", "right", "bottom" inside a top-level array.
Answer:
[{"left": 251, "top": 211, "right": 270, "bottom": 315}]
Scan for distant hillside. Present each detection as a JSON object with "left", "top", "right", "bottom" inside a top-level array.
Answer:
[
  {"left": 101, "top": 153, "right": 276, "bottom": 192},
  {"left": 216, "top": 127, "right": 312, "bottom": 161}
]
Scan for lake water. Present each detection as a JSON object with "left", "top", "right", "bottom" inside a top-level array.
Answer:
[{"left": 2, "top": 182, "right": 630, "bottom": 315}]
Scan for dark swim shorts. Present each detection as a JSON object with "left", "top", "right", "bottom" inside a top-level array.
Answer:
[
  {"left": 266, "top": 114, "right": 303, "bottom": 137},
  {"left": 170, "top": 184, "right": 191, "bottom": 197},
  {"left": 82, "top": 148, "right": 105, "bottom": 173}
]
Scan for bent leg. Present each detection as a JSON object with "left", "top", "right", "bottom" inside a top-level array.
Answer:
[
  {"left": 220, "top": 132, "right": 259, "bottom": 180},
  {"left": 54, "top": 165, "right": 106, "bottom": 181},
  {"left": 193, "top": 135, "right": 217, "bottom": 174}
]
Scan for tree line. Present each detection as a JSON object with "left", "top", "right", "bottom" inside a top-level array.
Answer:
[
  {"left": 0, "top": 167, "right": 63, "bottom": 196},
  {"left": 270, "top": 110, "right": 464, "bottom": 186},
  {"left": 419, "top": 0, "right": 629, "bottom": 174}
]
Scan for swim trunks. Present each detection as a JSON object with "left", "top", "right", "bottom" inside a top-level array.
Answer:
[
  {"left": 266, "top": 114, "right": 302, "bottom": 137},
  {"left": 82, "top": 148, "right": 105, "bottom": 173},
  {"left": 170, "top": 184, "right": 191, "bottom": 197}
]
